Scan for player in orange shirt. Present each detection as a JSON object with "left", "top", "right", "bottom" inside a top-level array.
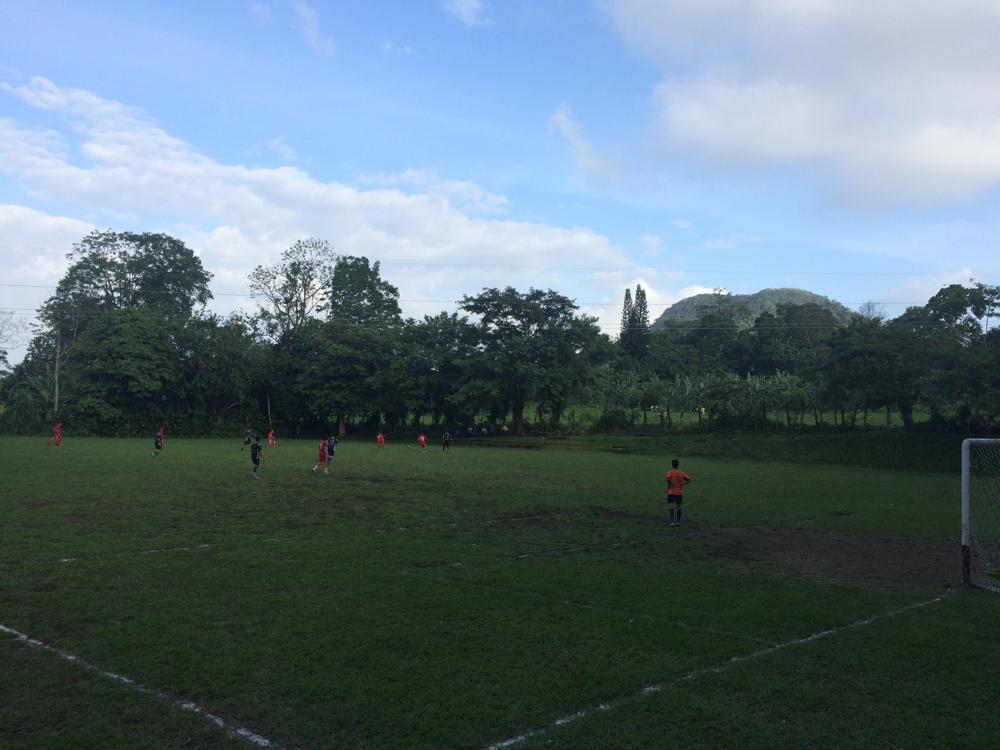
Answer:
[{"left": 664, "top": 459, "right": 691, "bottom": 527}]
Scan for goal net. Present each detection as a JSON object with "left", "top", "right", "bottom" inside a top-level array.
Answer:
[{"left": 962, "top": 439, "right": 1000, "bottom": 592}]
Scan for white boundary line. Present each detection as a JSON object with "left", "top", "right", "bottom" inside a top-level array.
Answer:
[
  {"left": 0, "top": 623, "right": 283, "bottom": 749},
  {"left": 481, "top": 593, "right": 952, "bottom": 750}
]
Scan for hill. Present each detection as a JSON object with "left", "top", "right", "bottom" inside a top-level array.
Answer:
[{"left": 651, "top": 287, "right": 854, "bottom": 329}]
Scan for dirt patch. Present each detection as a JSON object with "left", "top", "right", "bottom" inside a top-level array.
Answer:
[
  {"left": 487, "top": 507, "right": 567, "bottom": 530},
  {"left": 698, "top": 525, "right": 959, "bottom": 591},
  {"left": 589, "top": 506, "right": 663, "bottom": 524}
]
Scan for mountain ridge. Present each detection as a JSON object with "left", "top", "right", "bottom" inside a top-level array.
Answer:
[{"left": 650, "top": 287, "right": 854, "bottom": 329}]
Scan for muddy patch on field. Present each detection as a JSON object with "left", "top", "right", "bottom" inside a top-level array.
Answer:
[
  {"left": 697, "top": 525, "right": 958, "bottom": 590},
  {"left": 486, "top": 507, "right": 568, "bottom": 530},
  {"left": 589, "top": 506, "right": 663, "bottom": 524}
]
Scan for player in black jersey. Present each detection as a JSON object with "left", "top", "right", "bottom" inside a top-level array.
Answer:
[
  {"left": 325, "top": 435, "right": 338, "bottom": 471},
  {"left": 250, "top": 436, "right": 263, "bottom": 478}
]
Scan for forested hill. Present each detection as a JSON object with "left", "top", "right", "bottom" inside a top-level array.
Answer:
[{"left": 651, "top": 288, "right": 854, "bottom": 329}]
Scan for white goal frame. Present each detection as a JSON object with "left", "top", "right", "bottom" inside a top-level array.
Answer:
[{"left": 961, "top": 438, "right": 1000, "bottom": 592}]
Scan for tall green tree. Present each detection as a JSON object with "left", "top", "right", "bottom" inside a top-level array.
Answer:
[
  {"left": 34, "top": 230, "right": 212, "bottom": 421},
  {"left": 249, "top": 238, "right": 335, "bottom": 340},
  {"left": 326, "top": 256, "right": 402, "bottom": 328},
  {"left": 460, "top": 287, "right": 608, "bottom": 434},
  {"left": 619, "top": 288, "right": 633, "bottom": 348}
]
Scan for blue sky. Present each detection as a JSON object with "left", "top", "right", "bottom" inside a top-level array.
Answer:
[{"left": 3, "top": 0, "right": 1000, "bottom": 362}]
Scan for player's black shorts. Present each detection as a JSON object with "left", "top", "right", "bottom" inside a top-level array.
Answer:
[
  {"left": 252, "top": 459, "right": 260, "bottom": 466},
  {"left": 667, "top": 494, "right": 683, "bottom": 503}
]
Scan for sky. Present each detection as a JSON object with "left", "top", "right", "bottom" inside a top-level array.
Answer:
[{"left": 3, "top": 0, "right": 1000, "bottom": 363}]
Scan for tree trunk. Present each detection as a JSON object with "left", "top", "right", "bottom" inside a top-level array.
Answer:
[
  {"left": 898, "top": 402, "right": 914, "bottom": 429},
  {"left": 53, "top": 331, "right": 61, "bottom": 419},
  {"left": 885, "top": 405, "right": 891, "bottom": 427},
  {"left": 338, "top": 413, "right": 346, "bottom": 437}
]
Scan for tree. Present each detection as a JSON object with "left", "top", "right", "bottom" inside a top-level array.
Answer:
[
  {"left": 326, "top": 256, "right": 401, "bottom": 328},
  {"left": 619, "top": 288, "right": 633, "bottom": 349},
  {"left": 460, "top": 287, "right": 608, "bottom": 434},
  {"left": 0, "top": 310, "right": 23, "bottom": 371},
  {"left": 631, "top": 285, "right": 650, "bottom": 357},
  {"left": 249, "top": 238, "right": 335, "bottom": 340},
  {"left": 618, "top": 285, "right": 650, "bottom": 359},
  {"left": 41, "top": 231, "right": 211, "bottom": 321},
  {"left": 403, "top": 312, "right": 480, "bottom": 426},
  {"left": 36, "top": 230, "right": 213, "bottom": 419}
]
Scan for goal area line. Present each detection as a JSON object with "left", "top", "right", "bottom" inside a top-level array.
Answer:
[
  {"left": 1, "top": 592, "right": 956, "bottom": 750},
  {"left": 481, "top": 592, "right": 953, "bottom": 750},
  {"left": 0, "top": 623, "right": 282, "bottom": 749}
]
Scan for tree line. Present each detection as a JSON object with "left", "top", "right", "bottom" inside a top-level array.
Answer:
[{"left": 1, "top": 230, "right": 998, "bottom": 437}]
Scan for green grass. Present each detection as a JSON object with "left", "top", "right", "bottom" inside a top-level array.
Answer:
[{"left": 1, "top": 436, "right": 997, "bottom": 749}]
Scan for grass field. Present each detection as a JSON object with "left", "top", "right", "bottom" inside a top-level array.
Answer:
[{"left": 2, "top": 435, "right": 999, "bottom": 749}]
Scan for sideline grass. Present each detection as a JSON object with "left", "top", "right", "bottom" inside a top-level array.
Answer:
[{"left": 1, "top": 436, "right": 995, "bottom": 749}]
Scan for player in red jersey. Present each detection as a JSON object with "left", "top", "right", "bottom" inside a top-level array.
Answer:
[
  {"left": 312, "top": 439, "right": 328, "bottom": 474},
  {"left": 664, "top": 459, "right": 692, "bottom": 527},
  {"left": 48, "top": 422, "right": 63, "bottom": 446},
  {"left": 376, "top": 431, "right": 385, "bottom": 448},
  {"left": 267, "top": 429, "right": 277, "bottom": 447},
  {"left": 417, "top": 433, "right": 428, "bottom": 450}
]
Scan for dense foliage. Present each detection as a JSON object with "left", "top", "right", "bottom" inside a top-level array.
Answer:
[{"left": 2, "top": 231, "right": 998, "bottom": 436}]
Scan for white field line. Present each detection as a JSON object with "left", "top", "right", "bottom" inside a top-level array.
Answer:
[
  {"left": 0, "top": 624, "right": 283, "bottom": 749},
  {"left": 405, "top": 569, "right": 774, "bottom": 647},
  {"left": 481, "top": 593, "right": 952, "bottom": 750}
]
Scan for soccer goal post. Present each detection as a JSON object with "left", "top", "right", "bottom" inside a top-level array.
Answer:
[{"left": 962, "top": 439, "right": 1000, "bottom": 592}]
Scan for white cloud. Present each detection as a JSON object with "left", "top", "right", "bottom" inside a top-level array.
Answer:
[
  {"left": 603, "top": 0, "right": 1000, "bottom": 206},
  {"left": 640, "top": 233, "right": 663, "bottom": 254},
  {"left": 382, "top": 39, "right": 415, "bottom": 55},
  {"left": 266, "top": 136, "right": 297, "bottom": 162},
  {"left": 444, "top": 0, "right": 490, "bottom": 28},
  {"left": 701, "top": 233, "right": 764, "bottom": 251},
  {"left": 548, "top": 104, "right": 622, "bottom": 181},
  {"left": 669, "top": 219, "right": 693, "bottom": 231},
  {"left": 356, "top": 168, "right": 507, "bottom": 215},
  {"left": 581, "top": 277, "right": 718, "bottom": 335},
  {"left": 0, "top": 205, "right": 96, "bottom": 362},
  {"left": 292, "top": 1, "right": 335, "bottom": 56},
  {"left": 0, "top": 77, "right": 643, "bottom": 346}
]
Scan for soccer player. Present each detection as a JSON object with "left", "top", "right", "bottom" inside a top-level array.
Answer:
[
  {"left": 158, "top": 425, "right": 166, "bottom": 444},
  {"left": 325, "top": 434, "right": 338, "bottom": 471},
  {"left": 48, "top": 422, "right": 63, "bottom": 447},
  {"left": 312, "top": 439, "right": 328, "bottom": 473},
  {"left": 267, "top": 429, "right": 277, "bottom": 447},
  {"left": 417, "top": 433, "right": 428, "bottom": 450},
  {"left": 250, "top": 436, "right": 263, "bottom": 478},
  {"left": 241, "top": 425, "right": 253, "bottom": 451},
  {"left": 376, "top": 431, "right": 385, "bottom": 449},
  {"left": 152, "top": 429, "right": 164, "bottom": 457},
  {"left": 664, "top": 459, "right": 692, "bottom": 527},
  {"left": 441, "top": 431, "right": 451, "bottom": 451}
]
